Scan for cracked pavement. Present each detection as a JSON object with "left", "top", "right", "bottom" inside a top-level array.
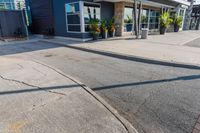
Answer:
[
  {"left": 0, "top": 57, "right": 128, "bottom": 133},
  {"left": 1, "top": 41, "right": 200, "bottom": 133}
]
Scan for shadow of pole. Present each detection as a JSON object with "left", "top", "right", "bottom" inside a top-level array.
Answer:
[
  {"left": 93, "top": 74, "right": 200, "bottom": 91},
  {"left": 45, "top": 41, "right": 200, "bottom": 70},
  {"left": 0, "top": 84, "right": 81, "bottom": 96}
]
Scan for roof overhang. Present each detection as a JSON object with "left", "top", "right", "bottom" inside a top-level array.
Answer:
[
  {"left": 94, "top": 0, "right": 175, "bottom": 8},
  {"left": 169, "top": 0, "right": 190, "bottom": 6},
  {"left": 94, "top": 0, "right": 190, "bottom": 7}
]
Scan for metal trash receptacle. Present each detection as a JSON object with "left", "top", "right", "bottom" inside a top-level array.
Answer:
[{"left": 141, "top": 28, "right": 148, "bottom": 39}]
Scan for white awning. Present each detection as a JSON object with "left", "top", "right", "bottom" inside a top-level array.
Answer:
[
  {"left": 94, "top": 0, "right": 190, "bottom": 7},
  {"left": 169, "top": 0, "right": 190, "bottom": 6}
]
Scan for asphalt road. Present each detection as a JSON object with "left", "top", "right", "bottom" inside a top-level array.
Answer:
[{"left": 1, "top": 41, "right": 200, "bottom": 133}]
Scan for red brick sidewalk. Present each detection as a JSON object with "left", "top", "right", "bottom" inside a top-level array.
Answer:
[{"left": 193, "top": 116, "right": 200, "bottom": 133}]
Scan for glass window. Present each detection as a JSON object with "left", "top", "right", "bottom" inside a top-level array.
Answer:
[
  {"left": 178, "top": 9, "right": 184, "bottom": 29},
  {"left": 67, "top": 15, "right": 80, "bottom": 24},
  {"left": 149, "top": 10, "right": 160, "bottom": 30},
  {"left": 124, "top": 7, "right": 133, "bottom": 32},
  {"left": 66, "top": 3, "right": 80, "bottom": 14},
  {"left": 0, "top": 4, "right": 5, "bottom": 9},
  {"left": 65, "top": 2, "right": 81, "bottom": 32},
  {"left": 68, "top": 25, "right": 81, "bottom": 32},
  {"left": 83, "top": 2, "right": 100, "bottom": 32},
  {"left": 65, "top": 2, "right": 101, "bottom": 33},
  {"left": 141, "top": 9, "right": 149, "bottom": 28}
]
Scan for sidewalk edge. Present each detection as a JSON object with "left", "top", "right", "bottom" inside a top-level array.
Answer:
[
  {"left": 42, "top": 39, "right": 200, "bottom": 70},
  {"left": 32, "top": 60, "right": 138, "bottom": 133}
]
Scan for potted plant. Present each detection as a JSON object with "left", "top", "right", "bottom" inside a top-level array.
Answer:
[
  {"left": 124, "top": 15, "right": 133, "bottom": 32},
  {"left": 159, "top": 12, "right": 173, "bottom": 35},
  {"left": 173, "top": 15, "right": 182, "bottom": 32},
  {"left": 108, "top": 17, "right": 116, "bottom": 37},
  {"left": 89, "top": 19, "right": 100, "bottom": 40},
  {"left": 100, "top": 19, "right": 108, "bottom": 39}
]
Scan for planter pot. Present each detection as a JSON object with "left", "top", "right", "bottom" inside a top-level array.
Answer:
[
  {"left": 160, "top": 27, "right": 166, "bottom": 35},
  {"left": 92, "top": 33, "right": 100, "bottom": 40},
  {"left": 102, "top": 31, "right": 108, "bottom": 39},
  {"left": 174, "top": 24, "right": 179, "bottom": 32},
  {"left": 109, "top": 30, "right": 115, "bottom": 38},
  {"left": 126, "top": 24, "right": 132, "bottom": 32}
]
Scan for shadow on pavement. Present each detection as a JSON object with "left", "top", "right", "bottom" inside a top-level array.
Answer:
[
  {"left": 0, "top": 41, "right": 78, "bottom": 56},
  {"left": 1, "top": 40, "right": 200, "bottom": 70},
  {"left": 0, "top": 84, "right": 81, "bottom": 95},
  {"left": 45, "top": 42, "right": 200, "bottom": 70},
  {"left": 93, "top": 74, "right": 200, "bottom": 91}
]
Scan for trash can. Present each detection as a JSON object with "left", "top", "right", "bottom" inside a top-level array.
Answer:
[{"left": 141, "top": 28, "right": 148, "bottom": 39}]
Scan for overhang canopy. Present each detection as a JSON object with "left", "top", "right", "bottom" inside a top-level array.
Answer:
[{"left": 94, "top": 0, "right": 190, "bottom": 6}]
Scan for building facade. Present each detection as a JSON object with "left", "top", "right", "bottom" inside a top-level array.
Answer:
[
  {"left": 0, "top": 0, "right": 15, "bottom": 10},
  {"left": 29, "top": 0, "right": 190, "bottom": 41},
  {"left": 0, "top": 0, "right": 25, "bottom": 10},
  {"left": 191, "top": 4, "right": 200, "bottom": 29}
]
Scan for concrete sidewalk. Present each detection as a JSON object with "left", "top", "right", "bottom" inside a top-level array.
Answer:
[
  {"left": 42, "top": 30, "right": 200, "bottom": 67},
  {"left": 0, "top": 57, "right": 135, "bottom": 133},
  {"left": 0, "top": 35, "right": 42, "bottom": 46},
  {"left": 79, "top": 30, "right": 200, "bottom": 66}
]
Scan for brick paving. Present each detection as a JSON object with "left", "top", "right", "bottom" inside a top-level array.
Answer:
[{"left": 192, "top": 116, "right": 200, "bottom": 133}]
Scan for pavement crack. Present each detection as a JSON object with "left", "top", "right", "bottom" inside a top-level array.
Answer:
[
  {"left": 48, "top": 90, "right": 66, "bottom": 96},
  {"left": 0, "top": 74, "right": 65, "bottom": 96},
  {"left": 0, "top": 74, "right": 39, "bottom": 88}
]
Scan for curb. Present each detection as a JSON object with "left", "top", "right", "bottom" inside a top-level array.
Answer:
[
  {"left": 42, "top": 39, "right": 200, "bottom": 70},
  {"left": 0, "top": 38, "right": 42, "bottom": 46},
  {"left": 32, "top": 59, "right": 138, "bottom": 133}
]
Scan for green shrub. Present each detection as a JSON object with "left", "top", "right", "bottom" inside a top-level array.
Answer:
[{"left": 160, "top": 12, "right": 173, "bottom": 28}]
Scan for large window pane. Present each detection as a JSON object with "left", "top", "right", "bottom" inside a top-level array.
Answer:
[
  {"left": 149, "top": 10, "right": 160, "bottom": 30},
  {"left": 68, "top": 25, "right": 81, "bottom": 32},
  {"left": 0, "top": 4, "right": 5, "bottom": 9},
  {"left": 67, "top": 15, "right": 80, "bottom": 24},
  {"left": 142, "top": 9, "right": 149, "bottom": 24},
  {"left": 124, "top": 7, "right": 133, "bottom": 32},
  {"left": 84, "top": 14, "right": 100, "bottom": 24},
  {"left": 83, "top": 2, "right": 101, "bottom": 32},
  {"left": 66, "top": 3, "right": 80, "bottom": 14},
  {"left": 83, "top": 3, "right": 100, "bottom": 22},
  {"left": 66, "top": 2, "right": 81, "bottom": 32}
]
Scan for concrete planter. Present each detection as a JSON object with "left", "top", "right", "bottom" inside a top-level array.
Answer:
[
  {"left": 160, "top": 27, "right": 166, "bottom": 35},
  {"left": 109, "top": 30, "right": 115, "bottom": 38},
  {"left": 102, "top": 31, "right": 108, "bottom": 39},
  {"left": 174, "top": 24, "right": 180, "bottom": 32},
  {"left": 92, "top": 33, "right": 100, "bottom": 40}
]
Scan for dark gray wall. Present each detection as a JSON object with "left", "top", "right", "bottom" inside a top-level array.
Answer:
[
  {"left": 29, "top": 0, "right": 54, "bottom": 34},
  {"left": 28, "top": 0, "right": 114, "bottom": 39},
  {"left": 99, "top": 2, "right": 114, "bottom": 20},
  {"left": 52, "top": 0, "right": 114, "bottom": 39},
  {"left": 0, "top": 10, "right": 27, "bottom": 37},
  {"left": 52, "top": 0, "right": 93, "bottom": 39}
]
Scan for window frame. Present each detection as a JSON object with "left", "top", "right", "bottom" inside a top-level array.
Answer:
[
  {"left": 65, "top": 1, "right": 101, "bottom": 33},
  {"left": 83, "top": 1, "right": 101, "bottom": 33},
  {"left": 65, "top": 1, "right": 82, "bottom": 33}
]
